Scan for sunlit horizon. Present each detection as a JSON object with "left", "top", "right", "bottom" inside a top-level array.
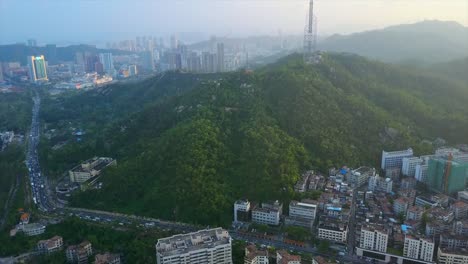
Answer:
[{"left": 0, "top": 0, "right": 466, "bottom": 45}]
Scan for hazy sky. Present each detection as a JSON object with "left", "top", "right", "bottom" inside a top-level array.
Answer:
[{"left": 0, "top": 0, "right": 466, "bottom": 45}]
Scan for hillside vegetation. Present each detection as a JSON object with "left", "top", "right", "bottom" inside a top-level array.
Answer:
[{"left": 38, "top": 53, "right": 468, "bottom": 225}]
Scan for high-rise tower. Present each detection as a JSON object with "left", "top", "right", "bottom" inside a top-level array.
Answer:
[
  {"left": 27, "top": 55, "right": 48, "bottom": 83},
  {"left": 303, "top": 0, "right": 318, "bottom": 64}
]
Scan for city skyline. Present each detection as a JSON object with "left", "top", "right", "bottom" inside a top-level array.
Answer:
[{"left": 0, "top": 0, "right": 466, "bottom": 45}]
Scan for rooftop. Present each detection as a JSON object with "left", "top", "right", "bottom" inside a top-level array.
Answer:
[
  {"left": 277, "top": 250, "right": 301, "bottom": 263},
  {"left": 70, "top": 157, "right": 115, "bottom": 173},
  {"left": 382, "top": 148, "right": 413, "bottom": 156},
  {"left": 290, "top": 200, "right": 317, "bottom": 208},
  {"left": 439, "top": 247, "right": 468, "bottom": 256},
  {"left": 38, "top": 236, "right": 62, "bottom": 248},
  {"left": 245, "top": 245, "right": 268, "bottom": 261},
  {"left": 235, "top": 199, "right": 250, "bottom": 205},
  {"left": 156, "top": 228, "right": 230, "bottom": 257}
]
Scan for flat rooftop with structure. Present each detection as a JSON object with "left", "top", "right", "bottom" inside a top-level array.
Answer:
[
  {"left": 156, "top": 227, "right": 232, "bottom": 264},
  {"left": 69, "top": 157, "right": 116, "bottom": 183}
]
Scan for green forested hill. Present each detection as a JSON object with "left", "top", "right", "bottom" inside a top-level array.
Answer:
[{"left": 39, "top": 53, "right": 468, "bottom": 225}]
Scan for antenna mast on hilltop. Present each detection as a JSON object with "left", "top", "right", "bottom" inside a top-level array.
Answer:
[{"left": 304, "top": 0, "right": 318, "bottom": 64}]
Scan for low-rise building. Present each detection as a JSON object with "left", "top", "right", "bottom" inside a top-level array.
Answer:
[
  {"left": 393, "top": 197, "right": 410, "bottom": 215},
  {"left": 454, "top": 220, "right": 468, "bottom": 235},
  {"left": 66, "top": 241, "right": 93, "bottom": 264},
  {"left": 94, "top": 253, "right": 121, "bottom": 264},
  {"left": 451, "top": 201, "right": 468, "bottom": 220},
  {"left": 403, "top": 235, "right": 435, "bottom": 262},
  {"left": 69, "top": 157, "right": 116, "bottom": 183},
  {"left": 155, "top": 228, "right": 232, "bottom": 264},
  {"left": 437, "top": 248, "right": 468, "bottom": 264},
  {"left": 21, "top": 223, "right": 45, "bottom": 236},
  {"left": 37, "top": 236, "right": 63, "bottom": 254},
  {"left": 318, "top": 218, "right": 347, "bottom": 243},
  {"left": 427, "top": 207, "right": 454, "bottom": 223},
  {"left": 368, "top": 175, "right": 392, "bottom": 193},
  {"left": 252, "top": 201, "right": 282, "bottom": 226},
  {"left": 276, "top": 250, "right": 300, "bottom": 264},
  {"left": 349, "top": 167, "right": 375, "bottom": 188},
  {"left": 426, "top": 220, "right": 451, "bottom": 236},
  {"left": 244, "top": 244, "right": 268, "bottom": 264},
  {"left": 458, "top": 191, "right": 468, "bottom": 203},
  {"left": 415, "top": 196, "right": 438, "bottom": 208},
  {"left": 406, "top": 206, "right": 424, "bottom": 221},
  {"left": 401, "top": 177, "right": 417, "bottom": 189},
  {"left": 285, "top": 200, "right": 317, "bottom": 229},
  {"left": 440, "top": 234, "right": 468, "bottom": 250},
  {"left": 234, "top": 199, "right": 251, "bottom": 223}
]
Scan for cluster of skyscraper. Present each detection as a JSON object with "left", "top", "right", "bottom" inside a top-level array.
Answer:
[
  {"left": 107, "top": 35, "right": 241, "bottom": 73},
  {"left": 74, "top": 52, "right": 115, "bottom": 75}
]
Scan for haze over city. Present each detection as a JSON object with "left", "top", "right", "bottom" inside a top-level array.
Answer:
[{"left": 1, "top": 0, "right": 467, "bottom": 45}]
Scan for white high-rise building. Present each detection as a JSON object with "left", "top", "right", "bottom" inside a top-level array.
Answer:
[
  {"left": 99, "top": 53, "right": 114, "bottom": 74},
  {"left": 359, "top": 226, "right": 388, "bottom": 253},
  {"left": 155, "top": 228, "right": 232, "bottom": 264},
  {"left": 381, "top": 148, "right": 413, "bottom": 170},
  {"left": 402, "top": 157, "right": 423, "bottom": 177},
  {"left": 403, "top": 235, "right": 435, "bottom": 262}
]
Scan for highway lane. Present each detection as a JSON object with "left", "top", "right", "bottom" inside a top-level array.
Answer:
[{"left": 26, "top": 92, "right": 53, "bottom": 212}]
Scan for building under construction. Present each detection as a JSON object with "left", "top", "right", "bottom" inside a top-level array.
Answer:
[{"left": 426, "top": 154, "right": 468, "bottom": 195}]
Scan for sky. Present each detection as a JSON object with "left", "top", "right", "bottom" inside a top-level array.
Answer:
[{"left": 0, "top": 0, "right": 466, "bottom": 45}]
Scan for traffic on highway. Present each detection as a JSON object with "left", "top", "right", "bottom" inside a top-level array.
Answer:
[{"left": 26, "top": 93, "right": 53, "bottom": 212}]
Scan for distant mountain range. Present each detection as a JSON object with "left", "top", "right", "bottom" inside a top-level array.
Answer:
[{"left": 319, "top": 20, "right": 468, "bottom": 64}]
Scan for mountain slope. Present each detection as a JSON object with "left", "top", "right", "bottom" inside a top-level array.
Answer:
[
  {"left": 428, "top": 57, "right": 468, "bottom": 84},
  {"left": 319, "top": 20, "right": 468, "bottom": 64},
  {"left": 39, "top": 53, "right": 468, "bottom": 225}
]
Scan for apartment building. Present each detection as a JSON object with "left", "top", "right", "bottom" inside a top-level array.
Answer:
[
  {"left": 95, "top": 253, "right": 121, "bottom": 264},
  {"left": 359, "top": 226, "right": 389, "bottom": 253},
  {"left": 285, "top": 200, "right": 317, "bottom": 229},
  {"left": 66, "top": 241, "right": 93, "bottom": 264},
  {"left": 451, "top": 201, "right": 468, "bottom": 220},
  {"left": 252, "top": 201, "right": 282, "bottom": 226},
  {"left": 276, "top": 250, "right": 301, "bottom": 264},
  {"left": 393, "top": 197, "right": 410, "bottom": 215},
  {"left": 318, "top": 219, "right": 348, "bottom": 243},
  {"left": 348, "top": 167, "right": 375, "bottom": 188},
  {"left": 437, "top": 248, "right": 468, "bottom": 264},
  {"left": 244, "top": 245, "right": 268, "bottom": 264},
  {"left": 406, "top": 206, "right": 424, "bottom": 221},
  {"left": 37, "top": 236, "right": 63, "bottom": 254},
  {"left": 403, "top": 235, "right": 435, "bottom": 262},
  {"left": 155, "top": 228, "right": 232, "bottom": 264},
  {"left": 21, "top": 223, "right": 45, "bottom": 236}
]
